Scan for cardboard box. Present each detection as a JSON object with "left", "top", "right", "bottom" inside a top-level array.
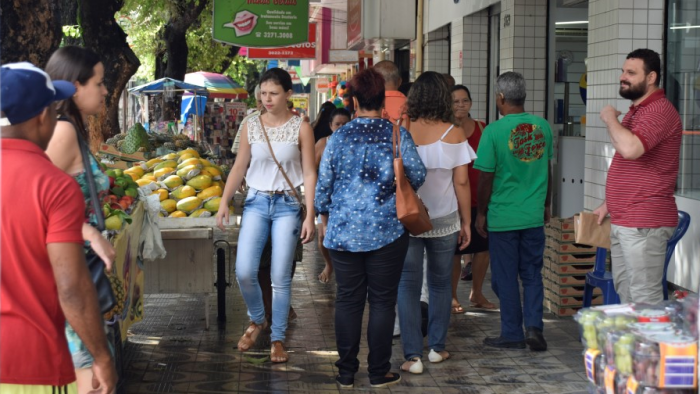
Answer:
[
  {"left": 545, "top": 252, "right": 597, "bottom": 265},
  {"left": 544, "top": 269, "right": 588, "bottom": 286},
  {"left": 545, "top": 280, "right": 601, "bottom": 296},
  {"left": 545, "top": 259, "right": 594, "bottom": 275},
  {"left": 545, "top": 229, "right": 576, "bottom": 242},
  {"left": 98, "top": 144, "right": 147, "bottom": 162},
  {"left": 544, "top": 298, "right": 585, "bottom": 317},
  {"left": 545, "top": 291, "right": 602, "bottom": 307},
  {"left": 546, "top": 216, "right": 575, "bottom": 233},
  {"left": 102, "top": 160, "right": 130, "bottom": 170},
  {"left": 546, "top": 239, "right": 597, "bottom": 254}
]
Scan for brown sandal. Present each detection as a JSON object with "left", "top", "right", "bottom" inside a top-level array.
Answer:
[
  {"left": 270, "top": 340, "right": 289, "bottom": 363},
  {"left": 237, "top": 320, "right": 267, "bottom": 352}
]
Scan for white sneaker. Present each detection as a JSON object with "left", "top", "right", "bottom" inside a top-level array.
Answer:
[
  {"left": 428, "top": 349, "right": 450, "bottom": 363},
  {"left": 400, "top": 357, "right": 423, "bottom": 374}
]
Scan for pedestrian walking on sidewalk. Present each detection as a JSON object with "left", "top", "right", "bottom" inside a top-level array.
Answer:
[
  {"left": 475, "top": 72, "right": 553, "bottom": 352},
  {"left": 315, "top": 68, "right": 426, "bottom": 388},
  {"left": 217, "top": 68, "right": 317, "bottom": 363},
  {"left": 397, "top": 72, "right": 474, "bottom": 375},
  {"left": 45, "top": 46, "right": 119, "bottom": 394},
  {"left": 0, "top": 62, "right": 116, "bottom": 394},
  {"left": 451, "top": 84, "right": 496, "bottom": 312}
]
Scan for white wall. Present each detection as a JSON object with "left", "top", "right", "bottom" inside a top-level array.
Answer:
[
  {"left": 668, "top": 196, "right": 700, "bottom": 293},
  {"left": 425, "top": 0, "right": 499, "bottom": 33}
]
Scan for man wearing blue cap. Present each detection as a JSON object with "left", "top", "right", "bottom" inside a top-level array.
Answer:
[{"left": 0, "top": 62, "right": 116, "bottom": 394}]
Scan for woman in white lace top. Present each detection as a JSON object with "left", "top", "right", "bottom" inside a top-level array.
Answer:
[{"left": 217, "top": 68, "right": 316, "bottom": 363}]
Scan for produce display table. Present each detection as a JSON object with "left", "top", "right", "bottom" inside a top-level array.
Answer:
[{"left": 146, "top": 216, "right": 240, "bottom": 329}]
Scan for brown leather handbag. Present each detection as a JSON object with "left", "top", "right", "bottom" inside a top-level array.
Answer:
[{"left": 392, "top": 124, "right": 432, "bottom": 236}]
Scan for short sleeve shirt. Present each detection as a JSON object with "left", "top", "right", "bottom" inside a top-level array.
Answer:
[
  {"left": 474, "top": 113, "right": 553, "bottom": 231},
  {"left": 1, "top": 139, "right": 85, "bottom": 386},
  {"left": 606, "top": 89, "right": 682, "bottom": 228},
  {"left": 467, "top": 120, "right": 485, "bottom": 208}
]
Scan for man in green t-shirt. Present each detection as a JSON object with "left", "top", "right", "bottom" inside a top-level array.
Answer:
[{"left": 473, "top": 71, "right": 553, "bottom": 352}]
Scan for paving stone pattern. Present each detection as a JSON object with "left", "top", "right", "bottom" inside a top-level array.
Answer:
[{"left": 122, "top": 239, "right": 589, "bottom": 393}]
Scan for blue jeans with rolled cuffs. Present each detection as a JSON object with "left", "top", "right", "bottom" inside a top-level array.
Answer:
[
  {"left": 398, "top": 232, "right": 459, "bottom": 360},
  {"left": 235, "top": 187, "right": 302, "bottom": 342}
]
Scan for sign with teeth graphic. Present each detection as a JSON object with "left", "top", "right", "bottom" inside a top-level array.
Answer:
[{"left": 213, "top": 0, "right": 309, "bottom": 47}]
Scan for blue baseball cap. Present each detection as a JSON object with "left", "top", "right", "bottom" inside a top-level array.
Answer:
[{"left": 0, "top": 62, "right": 75, "bottom": 126}]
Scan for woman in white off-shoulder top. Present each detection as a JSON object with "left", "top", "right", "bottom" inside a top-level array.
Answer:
[{"left": 396, "top": 71, "right": 475, "bottom": 375}]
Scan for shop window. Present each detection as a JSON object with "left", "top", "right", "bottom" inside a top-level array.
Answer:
[{"left": 667, "top": 0, "right": 700, "bottom": 200}]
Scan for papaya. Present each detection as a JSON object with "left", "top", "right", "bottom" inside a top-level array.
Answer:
[
  {"left": 170, "top": 185, "right": 196, "bottom": 201},
  {"left": 153, "top": 188, "right": 169, "bottom": 201},
  {"left": 176, "top": 165, "right": 201, "bottom": 180},
  {"left": 142, "top": 175, "right": 157, "bottom": 182},
  {"left": 154, "top": 160, "right": 178, "bottom": 171},
  {"left": 161, "top": 175, "right": 184, "bottom": 190},
  {"left": 199, "top": 158, "right": 213, "bottom": 167},
  {"left": 178, "top": 148, "right": 200, "bottom": 158},
  {"left": 145, "top": 158, "right": 163, "bottom": 170},
  {"left": 197, "top": 185, "right": 223, "bottom": 200},
  {"left": 153, "top": 167, "right": 174, "bottom": 179},
  {"left": 189, "top": 208, "right": 212, "bottom": 218},
  {"left": 204, "top": 197, "right": 222, "bottom": 212},
  {"left": 203, "top": 166, "right": 222, "bottom": 179},
  {"left": 136, "top": 178, "right": 155, "bottom": 188},
  {"left": 161, "top": 153, "right": 178, "bottom": 161},
  {"left": 160, "top": 199, "right": 177, "bottom": 213},
  {"left": 176, "top": 158, "right": 202, "bottom": 170},
  {"left": 124, "top": 166, "right": 144, "bottom": 178},
  {"left": 186, "top": 174, "right": 212, "bottom": 191},
  {"left": 212, "top": 180, "right": 226, "bottom": 190},
  {"left": 176, "top": 196, "right": 202, "bottom": 213},
  {"left": 168, "top": 210, "right": 187, "bottom": 218}
]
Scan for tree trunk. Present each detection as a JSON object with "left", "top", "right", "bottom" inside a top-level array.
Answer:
[
  {"left": 0, "top": 0, "right": 62, "bottom": 66},
  {"left": 80, "top": 0, "right": 140, "bottom": 151},
  {"left": 60, "top": 0, "right": 82, "bottom": 46},
  {"left": 154, "top": 0, "right": 209, "bottom": 81}
]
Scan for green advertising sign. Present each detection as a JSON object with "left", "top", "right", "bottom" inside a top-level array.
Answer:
[{"left": 213, "top": 0, "right": 309, "bottom": 48}]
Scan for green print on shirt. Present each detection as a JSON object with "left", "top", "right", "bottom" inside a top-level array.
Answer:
[{"left": 508, "top": 123, "right": 546, "bottom": 162}]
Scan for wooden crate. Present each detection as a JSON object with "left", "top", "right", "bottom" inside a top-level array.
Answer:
[{"left": 545, "top": 230, "right": 576, "bottom": 242}]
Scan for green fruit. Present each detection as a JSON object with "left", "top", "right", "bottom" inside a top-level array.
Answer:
[
  {"left": 115, "top": 177, "right": 130, "bottom": 188},
  {"left": 176, "top": 196, "right": 203, "bottom": 213},
  {"left": 105, "top": 215, "right": 123, "bottom": 231},
  {"left": 125, "top": 188, "right": 138, "bottom": 198},
  {"left": 105, "top": 169, "right": 117, "bottom": 178},
  {"left": 111, "top": 187, "right": 125, "bottom": 197},
  {"left": 119, "top": 123, "right": 150, "bottom": 154},
  {"left": 113, "top": 169, "right": 123, "bottom": 177}
]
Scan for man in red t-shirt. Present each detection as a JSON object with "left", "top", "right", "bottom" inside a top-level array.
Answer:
[
  {"left": 0, "top": 63, "right": 116, "bottom": 393},
  {"left": 374, "top": 60, "right": 410, "bottom": 128},
  {"left": 593, "top": 49, "right": 682, "bottom": 305}
]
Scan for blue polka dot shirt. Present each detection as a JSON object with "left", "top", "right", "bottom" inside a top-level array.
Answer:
[{"left": 315, "top": 118, "right": 426, "bottom": 252}]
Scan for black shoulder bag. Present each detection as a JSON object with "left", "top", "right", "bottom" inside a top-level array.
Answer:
[{"left": 64, "top": 118, "right": 117, "bottom": 315}]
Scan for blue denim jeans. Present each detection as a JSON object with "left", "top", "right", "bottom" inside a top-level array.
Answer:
[
  {"left": 489, "top": 226, "right": 545, "bottom": 341},
  {"left": 236, "top": 188, "right": 302, "bottom": 342},
  {"left": 397, "top": 232, "right": 459, "bottom": 360}
]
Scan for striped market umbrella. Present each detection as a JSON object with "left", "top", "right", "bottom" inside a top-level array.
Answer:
[{"left": 184, "top": 71, "right": 248, "bottom": 99}]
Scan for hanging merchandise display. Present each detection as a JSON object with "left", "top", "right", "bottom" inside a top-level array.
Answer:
[{"left": 212, "top": 0, "right": 309, "bottom": 47}]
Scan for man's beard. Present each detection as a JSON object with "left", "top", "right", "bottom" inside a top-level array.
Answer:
[{"left": 619, "top": 80, "right": 647, "bottom": 100}]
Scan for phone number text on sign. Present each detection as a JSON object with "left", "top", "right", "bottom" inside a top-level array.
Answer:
[{"left": 260, "top": 32, "right": 294, "bottom": 38}]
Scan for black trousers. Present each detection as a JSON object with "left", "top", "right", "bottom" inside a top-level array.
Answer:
[{"left": 329, "top": 232, "right": 409, "bottom": 379}]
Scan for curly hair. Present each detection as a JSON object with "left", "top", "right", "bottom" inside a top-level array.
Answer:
[
  {"left": 405, "top": 71, "right": 453, "bottom": 123},
  {"left": 347, "top": 68, "right": 385, "bottom": 111}
]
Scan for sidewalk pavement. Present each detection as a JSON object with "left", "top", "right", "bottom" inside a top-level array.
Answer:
[{"left": 122, "top": 240, "right": 589, "bottom": 393}]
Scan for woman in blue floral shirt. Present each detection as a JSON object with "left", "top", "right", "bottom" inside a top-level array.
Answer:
[{"left": 315, "top": 68, "right": 426, "bottom": 389}]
